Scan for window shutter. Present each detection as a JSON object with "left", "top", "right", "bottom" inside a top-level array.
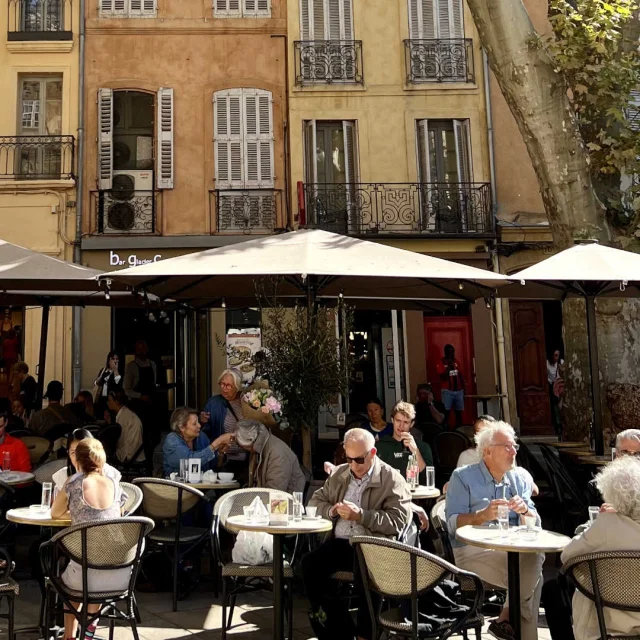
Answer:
[
  {"left": 244, "top": 0, "right": 256, "bottom": 14},
  {"left": 342, "top": 0, "right": 352, "bottom": 39},
  {"left": 343, "top": 120, "right": 357, "bottom": 184},
  {"left": 437, "top": 0, "right": 451, "bottom": 38},
  {"left": 453, "top": 119, "right": 472, "bottom": 182},
  {"left": 328, "top": 0, "right": 341, "bottom": 40},
  {"left": 257, "top": 90, "right": 274, "bottom": 187},
  {"left": 304, "top": 120, "right": 317, "bottom": 183},
  {"left": 130, "top": 0, "right": 142, "bottom": 13},
  {"left": 157, "top": 87, "right": 174, "bottom": 189},
  {"left": 312, "top": 0, "right": 325, "bottom": 39},
  {"left": 300, "top": 0, "right": 311, "bottom": 38},
  {"left": 409, "top": 0, "right": 435, "bottom": 39},
  {"left": 450, "top": 0, "right": 463, "bottom": 37},
  {"left": 100, "top": 0, "right": 115, "bottom": 14},
  {"left": 143, "top": 0, "right": 156, "bottom": 13},
  {"left": 409, "top": 0, "right": 419, "bottom": 39},
  {"left": 214, "top": 0, "right": 241, "bottom": 16},
  {"left": 214, "top": 90, "right": 244, "bottom": 188},
  {"left": 416, "top": 119, "right": 431, "bottom": 183},
  {"left": 113, "top": 0, "right": 126, "bottom": 14},
  {"left": 629, "top": 90, "right": 640, "bottom": 131},
  {"left": 256, "top": 0, "right": 270, "bottom": 16},
  {"left": 97, "top": 88, "right": 113, "bottom": 190},
  {"left": 129, "top": 0, "right": 156, "bottom": 16},
  {"left": 243, "top": 90, "right": 274, "bottom": 188}
]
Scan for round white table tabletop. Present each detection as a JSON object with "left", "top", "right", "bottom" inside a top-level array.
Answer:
[
  {"left": 185, "top": 481, "right": 240, "bottom": 491},
  {"left": 409, "top": 486, "right": 441, "bottom": 501},
  {"left": 7, "top": 507, "right": 70, "bottom": 528},
  {"left": 456, "top": 524, "right": 571, "bottom": 553},
  {"left": 0, "top": 471, "right": 35, "bottom": 486}
]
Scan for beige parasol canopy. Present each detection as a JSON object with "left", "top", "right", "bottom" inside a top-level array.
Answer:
[{"left": 101, "top": 229, "right": 508, "bottom": 307}]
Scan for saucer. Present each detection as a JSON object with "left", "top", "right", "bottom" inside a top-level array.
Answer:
[{"left": 302, "top": 515, "right": 321, "bottom": 520}]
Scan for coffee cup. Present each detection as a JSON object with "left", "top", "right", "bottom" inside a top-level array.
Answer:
[{"left": 305, "top": 506, "right": 317, "bottom": 518}]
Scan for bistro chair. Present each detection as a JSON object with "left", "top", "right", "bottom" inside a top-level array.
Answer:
[
  {"left": 432, "top": 432, "right": 470, "bottom": 486},
  {"left": 116, "top": 443, "right": 147, "bottom": 481},
  {"left": 212, "top": 488, "right": 295, "bottom": 640},
  {"left": 6, "top": 428, "right": 33, "bottom": 439},
  {"left": 33, "top": 459, "right": 67, "bottom": 485},
  {"left": 133, "top": 478, "right": 208, "bottom": 612},
  {"left": 0, "top": 546, "right": 18, "bottom": 640},
  {"left": 21, "top": 436, "right": 52, "bottom": 467},
  {"left": 564, "top": 550, "right": 640, "bottom": 640},
  {"left": 0, "top": 481, "right": 15, "bottom": 546},
  {"left": 351, "top": 535, "right": 485, "bottom": 640},
  {"left": 120, "top": 482, "right": 143, "bottom": 516},
  {"left": 41, "top": 517, "right": 154, "bottom": 640}
]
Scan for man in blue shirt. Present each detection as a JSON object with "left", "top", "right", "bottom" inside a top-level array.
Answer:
[{"left": 446, "top": 421, "right": 543, "bottom": 640}]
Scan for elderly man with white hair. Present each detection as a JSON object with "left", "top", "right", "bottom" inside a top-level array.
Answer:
[
  {"left": 302, "top": 427, "right": 411, "bottom": 640},
  {"left": 446, "top": 420, "right": 543, "bottom": 640},
  {"left": 614, "top": 428, "right": 640, "bottom": 458}
]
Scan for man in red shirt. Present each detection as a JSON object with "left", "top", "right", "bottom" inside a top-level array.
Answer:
[
  {"left": 436, "top": 344, "right": 465, "bottom": 429},
  {"left": 0, "top": 408, "right": 31, "bottom": 472}
]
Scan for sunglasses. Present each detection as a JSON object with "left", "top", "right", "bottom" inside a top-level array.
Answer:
[{"left": 345, "top": 451, "right": 371, "bottom": 465}]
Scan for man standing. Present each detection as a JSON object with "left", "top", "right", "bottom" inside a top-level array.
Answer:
[
  {"left": 446, "top": 421, "right": 543, "bottom": 640},
  {"left": 414, "top": 383, "right": 445, "bottom": 427},
  {"left": 436, "top": 344, "right": 465, "bottom": 429},
  {"left": 302, "top": 428, "right": 411, "bottom": 640}
]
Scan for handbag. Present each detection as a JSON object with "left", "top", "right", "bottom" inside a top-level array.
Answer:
[{"left": 92, "top": 368, "right": 107, "bottom": 403}]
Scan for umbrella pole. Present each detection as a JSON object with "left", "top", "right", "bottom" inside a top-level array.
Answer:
[
  {"left": 585, "top": 295, "right": 604, "bottom": 456},
  {"left": 36, "top": 304, "right": 50, "bottom": 411}
]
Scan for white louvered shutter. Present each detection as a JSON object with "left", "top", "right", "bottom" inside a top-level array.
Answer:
[
  {"left": 244, "top": 0, "right": 270, "bottom": 16},
  {"left": 215, "top": 0, "right": 241, "bottom": 17},
  {"left": 98, "top": 88, "right": 113, "bottom": 190},
  {"left": 417, "top": 119, "right": 435, "bottom": 228},
  {"left": 256, "top": 0, "right": 270, "bottom": 16},
  {"left": 130, "top": 0, "right": 156, "bottom": 15},
  {"left": 312, "top": 0, "right": 325, "bottom": 38},
  {"left": 449, "top": 0, "right": 463, "bottom": 37},
  {"left": 157, "top": 88, "right": 174, "bottom": 189},
  {"left": 453, "top": 119, "right": 472, "bottom": 182},
  {"left": 629, "top": 90, "right": 640, "bottom": 131},
  {"left": 304, "top": 120, "right": 317, "bottom": 183},
  {"left": 408, "top": 0, "right": 436, "bottom": 39},
  {"left": 343, "top": 121, "right": 357, "bottom": 184},
  {"left": 243, "top": 90, "right": 273, "bottom": 188},
  {"left": 300, "top": 0, "right": 311, "bottom": 38},
  {"left": 214, "top": 90, "right": 244, "bottom": 188},
  {"left": 113, "top": 0, "right": 126, "bottom": 14},
  {"left": 100, "top": 0, "right": 114, "bottom": 14}
]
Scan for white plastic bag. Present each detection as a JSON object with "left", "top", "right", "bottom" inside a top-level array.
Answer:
[{"left": 231, "top": 496, "right": 273, "bottom": 565}]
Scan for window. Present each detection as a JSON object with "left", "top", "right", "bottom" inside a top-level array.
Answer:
[
  {"left": 98, "top": 87, "right": 174, "bottom": 189},
  {"left": 214, "top": 89, "right": 274, "bottom": 189},
  {"left": 300, "top": 0, "right": 353, "bottom": 40},
  {"left": 214, "top": 0, "right": 270, "bottom": 18},
  {"left": 100, "top": 0, "right": 156, "bottom": 18},
  {"left": 408, "top": 0, "right": 463, "bottom": 39}
]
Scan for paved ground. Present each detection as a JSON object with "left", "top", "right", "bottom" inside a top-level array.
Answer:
[{"left": 10, "top": 579, "right": 552, "bottom": 640}]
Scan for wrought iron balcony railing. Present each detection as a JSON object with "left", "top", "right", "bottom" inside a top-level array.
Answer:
[
  {"left": 0, "top": 136, "right": 74, "bottom": 179},
  {"left": 211, "top": 189, "right": 281, "bottom": 234},
  {"left": 404, "top": 39, "right": 474, "bottom": 84},
  {"left": 301, "top": 182, "right": 493, "bottom": 236},
  {"left": 8, "top": 0, "right": 72, "bottom": 40},
  {"left": 294, "top": 40, "right": 364, "bottom": 86},
  {"left": 93, "top": 189, "right": 158, "bottom": 235}
]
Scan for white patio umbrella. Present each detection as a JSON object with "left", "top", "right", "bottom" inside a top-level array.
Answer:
[
  {"left": 508, "top": 241, "right": 640, "bottom": 455},
  {"left": 100, "top": 229, "right": 508, "bottom": 308}
]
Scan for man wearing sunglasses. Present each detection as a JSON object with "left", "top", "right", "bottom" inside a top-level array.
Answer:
[{"left": 302, "top": 428, "right": 411, "bottom": 640}]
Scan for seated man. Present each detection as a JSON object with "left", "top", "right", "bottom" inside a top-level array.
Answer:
[
  {"left": 613, "top": 428, "right": 640, "bottom": 458},
  {"left": 446, "top": 420, "right": 543, "bottom": 640},
  {"left": 302, "top": 427, "right": 411, "bottom": 640},
  {"left": 105, "top": 391, "right": 145, "bottom": 464},
  {"left": 30, "top": 381, "right": 80, "bottom": 437},
  {"left": 0, "top": 406, "right": 30, "bottom": 472},
  {"left": 415, "top": 383, "right": 445, "bottom": 427}
]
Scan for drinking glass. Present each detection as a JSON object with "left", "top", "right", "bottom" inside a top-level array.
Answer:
[
  {"left": 611, "top": 447, "right": 616, "bottom": 461},
  {"left": 179, "top": 459, "right": 189, "bottom": 482},
  {"left": 426, "top": 466, "right": 435, "bottom": 489},
  {"left": 292, "top": 491, "right": 303, "bottom": 522},
  {"left": 497, "top": 504, "right": 510, "bottom": 535},
  {"left": 2, "top": 452, "right": 10, "bottom": 473},
  {"left": 588, "top": 506, "right": 600, "bottom": 523},
  {"left": 523, "top": 514, "right": 538, "bottom": 540},
  {"left": 243, "top": 505, "right": 254, "bottom": 523},
  {"left": 41, "top": 482, "right": 53, "bottom": 512}
]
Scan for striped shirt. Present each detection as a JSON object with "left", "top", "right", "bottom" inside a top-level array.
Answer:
[{"left": 223, "top": 398, "right": 247, "bottom": 461}]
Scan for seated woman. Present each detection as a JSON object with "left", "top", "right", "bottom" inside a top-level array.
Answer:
[
  {"left": 52, "top": 429, "right": 121, "bottom": 493},
  {"left": 163, "top": 406, "right": 233, "bottom": 477},
  {"left": 362, "top": 398, "right": 393, "bottom": 441},
  {"left": 235, "top": 419, "right": 306, "bottom": 493},
  {"left": 50, "top": 438, "right": 130, "bottom": 640}
]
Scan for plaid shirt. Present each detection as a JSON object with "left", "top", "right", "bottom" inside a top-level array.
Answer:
[{"left": 334, "top": 466, "right": 374, "bottom": 539}]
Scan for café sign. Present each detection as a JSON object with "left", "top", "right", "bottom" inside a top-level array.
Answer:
[{"left": 109, "top": 251, "right": 162, "bottom": 267}]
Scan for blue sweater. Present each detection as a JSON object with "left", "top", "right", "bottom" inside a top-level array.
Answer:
[
  {"left": 162, "top": 432, "right": 217, "bottom": 477},
  {"left": 201, "top": 394, "right": 229, "bottom": 440}
]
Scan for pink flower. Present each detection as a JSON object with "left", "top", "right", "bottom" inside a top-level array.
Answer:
[
  {"left": 252, "top": 400, "right": 260, "bottom": 408},
  {"left": 260, "top": 406, "right": 270, "bottom": 414}
]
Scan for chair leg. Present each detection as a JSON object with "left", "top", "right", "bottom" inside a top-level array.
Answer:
[
  {"left": 228, "top": 593, "right": 237, "bottom": 629},
  {"left": 129, "top": 613, "right": 141, "bottom": 640},
  {"left": 133, "top": 595, "right": 142, "bottom": 623},
  {"left": 7, "top": 595, "right": 14, "bottom": 640},
  {"left": 172, "top": 546, "right": 179, "bottom": 612},
  {"left": 286, "top": 580, "right": 293, "bottom": 640},
  {"left": 221, "top": 578, "right": 229, "bottom": 640},
  {"left": 109, "top": 618, "right": 115, "bottom": 640}
]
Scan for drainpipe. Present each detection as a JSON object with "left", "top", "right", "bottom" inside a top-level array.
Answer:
[
  {"left": 483, "top": 48, "right": 510, "bottom": 423},
  {"left": 72, "top": 0, "right": 86, "bottom": 396}
]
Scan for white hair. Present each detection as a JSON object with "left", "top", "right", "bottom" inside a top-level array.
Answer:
[
  {"left": 595, "top": 457, "right": 640, "bottom": 521},
  {"left": 235, "top": 419, "right": 266, "bottom": 448},
  {"left": 344, "top": 427, "right": 375, "bottom": 451},
  {"left": 217, "top": 368, "right": 243, "bottom": 392},
  {"left": 475, "top": 420, "right": 516, "bottom": 455},
  {"left": 616, "top": 429, "right": 640, "bottom": 448}
]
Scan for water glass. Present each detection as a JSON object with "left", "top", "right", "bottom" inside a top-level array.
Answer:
[
  {"left": 426, "top": 466, "right": 435, "bottom": 489},
  {"left": 2, "top": 452, "right": 10, "bottom": 473},
  {"left": 588, "top": 506, "right": 600, "bottom": 523},
  {"left": 497, "top": 504, "right": 510, "bottom": 535},
  {"left": 179, "top": 459, "right": 189, "bottom": 482},
  {"left": 41, "top": 482, "right": 53, "bottom": 512},
  {"left": 243, "top": 505, "right": 254, "bottom": 523},
  {"left": 292, "top": 491, "right": 303, "bottom": 522}
]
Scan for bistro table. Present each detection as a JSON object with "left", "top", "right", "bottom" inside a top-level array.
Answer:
[
  {"left": 456, "top": 525, "right": 571, "bottom": 640},
  {"left": 225, "top": 515, "right": 332, "bottom": 640},
  {"left": 0, "top": 471, "right": 35, "bottom": 486},
  {"left": 7, "top": 506, "right": 70, "bottom": 527},
  {"left": 185, "top": 480, "right": 240, "bottom": 491},
  {"left": 409, "top": 486, "right": 440, "bottom": 501}
]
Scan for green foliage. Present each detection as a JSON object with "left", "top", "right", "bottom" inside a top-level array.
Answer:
[
  {"left": 252, "top": 282, "right": 352, "bottom": 432},
  {"left": 546, "top": 0, "right": 640, "bottom": 218}
]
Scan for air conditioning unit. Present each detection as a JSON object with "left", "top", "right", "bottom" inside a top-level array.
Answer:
[{"left": 101, "top": 169, "right": 154, "bottom": 234}]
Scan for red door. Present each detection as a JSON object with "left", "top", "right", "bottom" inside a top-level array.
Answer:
[
  {"left": 509, "top": 301, "right": 553, "bottom": 435},
  {"left": 424, "top": 317, "right": 476, "bottom": 427}
]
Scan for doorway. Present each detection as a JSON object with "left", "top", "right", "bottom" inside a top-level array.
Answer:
[{"left": 424, "top": 315, "right": 476, "bottom": 427}]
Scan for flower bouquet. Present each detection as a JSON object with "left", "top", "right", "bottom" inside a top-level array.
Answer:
[{"left": 241, "top": 384, "right": 284, "bottom": 427}]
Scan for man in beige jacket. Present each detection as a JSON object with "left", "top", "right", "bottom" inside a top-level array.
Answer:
[{"left": 302, "top": 427, "right": 411, "bottom": 640}]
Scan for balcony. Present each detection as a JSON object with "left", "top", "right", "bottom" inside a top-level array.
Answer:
[
  {"left": 92, "top": 189, "right": 158, "bottom": 235},
  {"left": 294, "top": 41, "right": 364, "bottom": 86},
  {"left": 0, "top": 135, "right": 74, "bottom": 180},
  {"left": 8, "top": 0, "right": 72, "bottom": 40},
  {"left": 404, "top": 39, "right": 474, "bottom": 84},
  {"left": 211, "top": 189, "right": 281, "bottom": 234},
  {"left": 301, "top": 182, "right": 493, "bottom": 236}
]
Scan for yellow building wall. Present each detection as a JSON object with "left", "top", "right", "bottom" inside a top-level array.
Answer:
[{"left": 0, "top": 2, "right": 80, "bottom": 400}]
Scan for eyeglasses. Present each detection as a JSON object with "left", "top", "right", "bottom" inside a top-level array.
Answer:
[
  {"left": 617, "top": 449, "right": 640, "bottom": 457},
  {"left": 345, "top": 451, "right": 371, "bottom": 465},
  {"left": 489, "top": 443, "right": 520, "bottom": 453},
  {"left": 219, "top": 383, "right": 235, "bottom": 390}
]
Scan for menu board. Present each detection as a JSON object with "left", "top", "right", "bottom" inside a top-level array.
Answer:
[{"left": 226, "top": 328, "right": 261, "bottom": 382}]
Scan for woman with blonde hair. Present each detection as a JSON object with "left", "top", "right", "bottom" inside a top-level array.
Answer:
[{"left": 51, "top": 438, "right": 130, "bottom": 640}]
